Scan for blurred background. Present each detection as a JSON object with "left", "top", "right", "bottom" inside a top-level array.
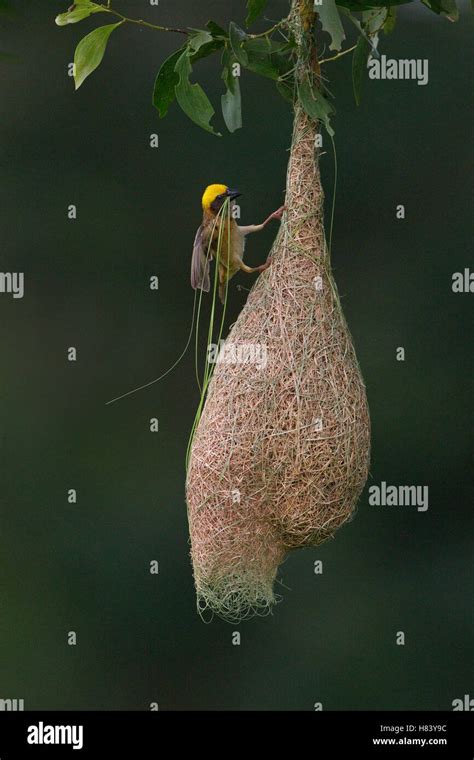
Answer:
[{"left": 0, "top": 0, "right": 472, "bottom": 710}]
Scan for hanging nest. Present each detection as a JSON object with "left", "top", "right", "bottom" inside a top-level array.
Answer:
[{"left": 185, "top": 3, "right": 371, "bottom": 623}]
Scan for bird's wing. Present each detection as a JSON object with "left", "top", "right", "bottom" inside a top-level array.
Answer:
[{"left": 191, "top": 224, "right": 211, "bottom": 292}]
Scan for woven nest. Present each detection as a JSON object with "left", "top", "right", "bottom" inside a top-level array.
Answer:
[{"left": 186, "top": 98, "right": 371, "bottom": 623}]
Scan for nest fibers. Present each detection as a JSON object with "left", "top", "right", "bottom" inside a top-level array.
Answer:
[{"left": 186, "top": 104, "right": 371, "bottom": 623}]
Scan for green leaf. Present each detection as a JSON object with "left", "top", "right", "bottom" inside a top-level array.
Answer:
[
  {"left": 273, "top": 50, "right": 295, "bottom": 78},
  {"left": 352, "top": 34, "right": 370, "bottom": 105},
  {"left": 190, "top": 38, "right": 225, "bottom": 63},
  {"left": 229, "top": 22, "right": 249, "bottom": 66},
  {"left": 361, "top": 7, "right": 387, "bottom": 32},
  {"left": 55, "top": 2, "right": 105, "bottom": 26},
  {"left": 318, "top": 0, "right": 345, "bottom": 51},
  {"left": 383, "top": 6, "right": 397, "bottom": 33},
  {"left": 206, "top": 20, "right": 227, "bottom": 38},
  {"left": 246, "top": 0, "right": 268, "bottom": 27},
  {"left": 244, "top": 38, "right": 273, "bottom": 54},
  {"left": 338, "top": 7, "right": 362, "bottom": 30},
  {"left": 360, "top": 8, "right": 385, "bottom": 56},
  {"left": 188, "top": 30, "right": 214, "bottom": 53},
  {"left": 221, "top": 65, "right": 242, "bottom": 133},
  {"left": 421, "top": 0, "right": 459, "bottom": 19},
  {"left": 276, "top": 78, "right": 295, "bottom": 103},
  {"left": 242, "top": 39, "right": 293, "bottom": 81},
  {"left": 339, "top": 7, "right": 378, "bottom": 48},
  {"left": 298, "top": 79, "right": 335, "bottom": 136},
  {"left": 221, "top": 49, "right": 237, "bottom": 93},
  {"left": 174, "top": 51, "right": 221, "bottom": 136},
  {"left": 74, "top": 21, "right": 122, "bottom": 90},
  {"left": 152, "top": 47, "right": 184, "bottom": 118},
  {"left": 245, "top": 37, "right": 295, "bottom": 55},
  {"left": 152, "top": 32, "right": 225, "bottom": 120},
  {"left": 245, "top": 52, "right": 280, "bottom": 79}
]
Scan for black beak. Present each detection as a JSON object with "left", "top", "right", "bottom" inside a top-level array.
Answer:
[{"left": 226, "top": 188, "right": 242, "bottom": 201}]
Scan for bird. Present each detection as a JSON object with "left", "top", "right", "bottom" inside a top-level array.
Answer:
[{"left": 191, "top": 184, "right": 285, "bottom": 304}]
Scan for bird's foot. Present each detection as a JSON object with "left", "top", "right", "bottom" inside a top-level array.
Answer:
[
  {"left": 270, "top": 205, "right": 286, "bottom": 222},
  {"left": 261, "top": 206, "right": 286, "bottom": 228},
  {"left": 258, "top": 258, "right": 272, "bottom": 273}
]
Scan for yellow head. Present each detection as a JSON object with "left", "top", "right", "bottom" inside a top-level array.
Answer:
[{"left": 201, "top": 184, "right": 242, "bottom": 214}]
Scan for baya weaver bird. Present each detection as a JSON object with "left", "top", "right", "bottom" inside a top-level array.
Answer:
[{"left": 191, "top": 183, "right": 285, "bottom": 303}]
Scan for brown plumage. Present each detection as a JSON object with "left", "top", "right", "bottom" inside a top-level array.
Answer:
[{"left": 191, "top": 183, "right": 284, "bottom": 303}]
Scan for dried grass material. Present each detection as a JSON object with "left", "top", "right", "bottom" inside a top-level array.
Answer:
[{"left": 186, "top": 99, "right": 371, "bottom": 623}]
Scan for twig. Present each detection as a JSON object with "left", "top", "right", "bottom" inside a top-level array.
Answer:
[
  {"left": 319, "top": 44, "right": 357, "bottom": 65},
  {"left": 248, "top": 20, "right": 287, "bottom": 40},
  {"left": 99, "top": 4, "right": 189, "bottom": 34}
]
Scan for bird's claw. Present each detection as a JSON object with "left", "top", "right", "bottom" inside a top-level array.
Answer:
[{"left": 271, "top": 205, "right": 286, "bottom": 221}]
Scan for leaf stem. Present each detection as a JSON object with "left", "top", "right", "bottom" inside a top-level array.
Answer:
[{"left": 319, "top": 44, "right": 357, "bottom": 65}]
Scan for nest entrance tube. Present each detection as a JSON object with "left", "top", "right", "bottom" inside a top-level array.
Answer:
[{"left": 185, "top": 0, "right": 371, "bottom": 623}]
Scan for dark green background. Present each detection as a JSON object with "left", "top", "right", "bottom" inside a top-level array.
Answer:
[{"left": 0, "top": 0, "right": 472, "bottom": 710}]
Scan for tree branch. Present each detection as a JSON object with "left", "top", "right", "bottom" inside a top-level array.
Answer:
[
  {"left": 100, "top": 5, "right": 286, "bottom": 40},
  {"left": 99, "top": 5, "right": 189, "bottom": 34}
]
